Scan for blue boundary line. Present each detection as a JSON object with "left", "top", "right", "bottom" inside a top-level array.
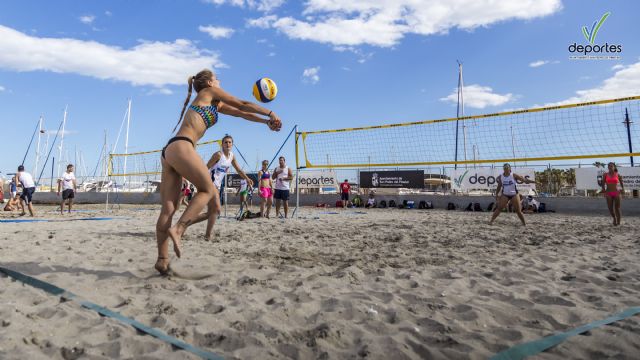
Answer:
[
  {"left": 0, "top": 217, "right": 127, "bottom": 223},
  {"left": 490, "top": 306, "right": 640, "bottom": 360},
  {"left": 0, "top": 266, "right": 224, "bottom": 360}
]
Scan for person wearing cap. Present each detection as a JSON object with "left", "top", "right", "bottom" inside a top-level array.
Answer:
[
  {"left": 522, "top": 195, "right": 539, "bottom": 213},
  {"left": 365, "top": 191, "right": 377, "bottom": 208}
]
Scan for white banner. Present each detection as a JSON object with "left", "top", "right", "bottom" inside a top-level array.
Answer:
[
  {"left": 575, "top": 167, "right": 640, "bottom": 190},
  {"left": 451, "top": 168, "right": 536, "bottom": 191},
  {"left": 297, "top": 171, "right": 338, "bottom": 189}
]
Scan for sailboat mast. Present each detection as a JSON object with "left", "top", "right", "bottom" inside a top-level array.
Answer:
[
  {"left": 123, "top": 98, "right": 132, "bottom": 189},
  {"left": 57, "top": 106, "right": 68, "bottom": 178},
  {"left": 33, "top": 116, "right": 44, "bottom": 177}
]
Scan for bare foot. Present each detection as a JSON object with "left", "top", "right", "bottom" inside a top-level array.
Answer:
[
  {"left": 167, "top": 226, "right": 183, "bottom": 258},
  {"left": 204, "top": 233, "right": 212, "bottom": 241},
  {"left": 155, "top": 257, "right": 170, "bottom": 275}
]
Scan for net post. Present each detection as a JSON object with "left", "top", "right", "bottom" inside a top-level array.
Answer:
[
  {"left": 623, "top": 108, "right": 638, "bottom": 197},
  {"left": 295, "top": 125, "right": 299, "bottom": 219},
  {"left": 224, "top": 174, "right": 228, "bottom": 218}
]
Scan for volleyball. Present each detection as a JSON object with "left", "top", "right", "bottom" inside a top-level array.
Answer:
[{"left": 252, "top": 77, "right": 278, "bottom": 103}]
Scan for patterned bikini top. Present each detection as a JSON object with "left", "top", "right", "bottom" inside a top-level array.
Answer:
[{"left": 189, "top": 104, "right": 218, "bottom": 129}]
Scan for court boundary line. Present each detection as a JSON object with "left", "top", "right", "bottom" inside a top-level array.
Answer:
[
  {"left": 490, "top": 306, "right": 640, "bottom": 360},
  {"left": 0, "top": 266, "right": 224, "bottom": 360}
]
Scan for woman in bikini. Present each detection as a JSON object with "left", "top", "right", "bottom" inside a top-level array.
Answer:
[
  {"left": 488, "top": 163, "right": 536, "bottom": 226},
  {"left": 155, "top": 69, "right": 281, "bottom": 274},
  {"left": 602, "top": 162, "right": 624, "bottom": 226},
  {"left": 258, "top": 160, "right": 273, "bottom": 218}
]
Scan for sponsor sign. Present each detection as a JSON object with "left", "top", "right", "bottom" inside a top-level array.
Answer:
[
  {"left": 575, "top": 167, "right": 640, "bottom": 190},
  {"left": 359, "top": 170, "right": 424, "bottom": 189},
  {"left": 297, "top": 171, "right": 338, "bottom": 189},
  {"left": 568, "top": 11, "right": 622, "bottom": 60},
  {"left": 227, "top": 173, "right": 259, "bottom": 188},
  {"left": 450, "top": 168, "right": 536, "bottom": 191}
]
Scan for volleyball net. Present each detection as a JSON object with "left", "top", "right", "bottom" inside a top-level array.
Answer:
[
  {"left": 297, "top": 96, "right": 640, "bottom": 169},
  {"left": 108, "top": 139, "right": 222, "bottom": 182}
]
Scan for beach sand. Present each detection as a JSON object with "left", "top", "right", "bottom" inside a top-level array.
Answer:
[{"left": 1, "top": 204, "right": 639, "bottom": 359}]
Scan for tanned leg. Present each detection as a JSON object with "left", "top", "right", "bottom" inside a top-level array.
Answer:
[
  {"left": 155, "top": 159, "right": 182, "bottom": 274},
  {"left": 489, "top": 196, "right": 508, "bottom": 225},
  {"left": 164, "top": 142, "right": 215, "bottom": 256}
]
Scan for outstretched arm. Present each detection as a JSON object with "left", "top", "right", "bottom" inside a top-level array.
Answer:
[
  {"left": 232, "top": 158, "right": 253, "bottom": 188},
  {"left": 218, "top": 103, "right": 270, "bottom": 125},
  {"left": 210, "top": 87, "right": 281, "bottom": 131},
  {"left": 514, "top": 174, "right": 536, "bottom": 184}
]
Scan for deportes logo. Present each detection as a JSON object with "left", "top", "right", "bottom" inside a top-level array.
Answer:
[
  {"left": 569, "top": 12, "right": 621, "bottom": 60},
  {"left": 371, "top": 173, "right": 379, "bottom": 187}
]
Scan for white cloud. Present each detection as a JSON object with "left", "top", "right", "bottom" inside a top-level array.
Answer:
[
  {"left": 268, "top": 52, "right": 276, "bottom": 56},
  {"left": 147, "top": 88, "right": 174, "bottom": 95},
  {"left": 0, "top": 85, "right": 5, "bottom": 92},
  {"left": 105, "top": 11, "right": 112, "bottom": 16},
  {"left": 0, "top": 25, "right": 225, "bottom": 87},
  {"left": 79, "top": 15, "right": 96, "bottom": 24},
  {"left": 199, "top": 25, "right": 235, "bottom": 39},
  {"left": 440, "top": 84, "right": 514, "bottom": 109},
  {"left": 333, "top": 45, "right": 373, "bottom": 63},
  {"left": 248, "top": 0, "right": 561, "bottom": 47},
  {"left": 611, "top": 64, "right": 625, "bottom": 71},
  {"left": 302, "top": 66, "right": 320, "bottom": 84},
  {"left": 548, "top": 60, "right": 640, "bottom": 105},
  {"left": 203, "top": 0, "right": 285, "bottom": 12},
  {"left": 247, "top": 15, "right": 277, "bottom": 28},
  {"left": 529, "top": 60, "right": 549, "bottom": 68}
]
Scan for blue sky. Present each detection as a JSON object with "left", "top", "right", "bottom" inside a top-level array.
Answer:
[{"left": 1, "top": 0, "right": 639, "bottom": 180}]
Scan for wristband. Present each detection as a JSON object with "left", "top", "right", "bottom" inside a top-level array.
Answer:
[{"left": 268, "top": 111, "right": 273, "bottom": 117}]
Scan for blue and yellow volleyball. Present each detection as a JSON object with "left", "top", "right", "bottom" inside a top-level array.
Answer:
[{"left": 252, "top": 77, "right": 278, "bottom": 103}]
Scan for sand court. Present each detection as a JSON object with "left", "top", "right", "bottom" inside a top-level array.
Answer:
[{"left": 1, "top": 204, "right": 639, "bottom": 359}]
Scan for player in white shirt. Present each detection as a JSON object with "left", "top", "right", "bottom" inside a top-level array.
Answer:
[
  {"left": 57, "top": 164, "right": 77, "bottom": 215},
  {"left": 272, "top": 156, "right": 293, "bottom": 218},
  {"left": 489, "top": 163, "right": 537, "bottom": 226},
  {"left": 192, "top": 135, "right": 254, "bottom": 240},
  {"left": 14, "top": 165, "right": 36, "bottom": 217}
]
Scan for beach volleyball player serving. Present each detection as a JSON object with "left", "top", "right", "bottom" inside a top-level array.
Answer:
[{"left": 155, "top": 70, "right": 281, "bottom": 275}]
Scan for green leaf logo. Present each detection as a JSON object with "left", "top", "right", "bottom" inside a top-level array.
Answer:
[
  {"left": 454, "top": 170, "right": 469, "bottom": 188},
  {"left": 582, "top": 12, "right": 610, "bottom": 44}
]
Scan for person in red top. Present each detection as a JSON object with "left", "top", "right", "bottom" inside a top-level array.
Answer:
[
  {"left": 602, "top": 162, "right": 625, "bottom": 226},
  {"left": 339, "top": 179, "right": 351, "bottom": 209}
]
